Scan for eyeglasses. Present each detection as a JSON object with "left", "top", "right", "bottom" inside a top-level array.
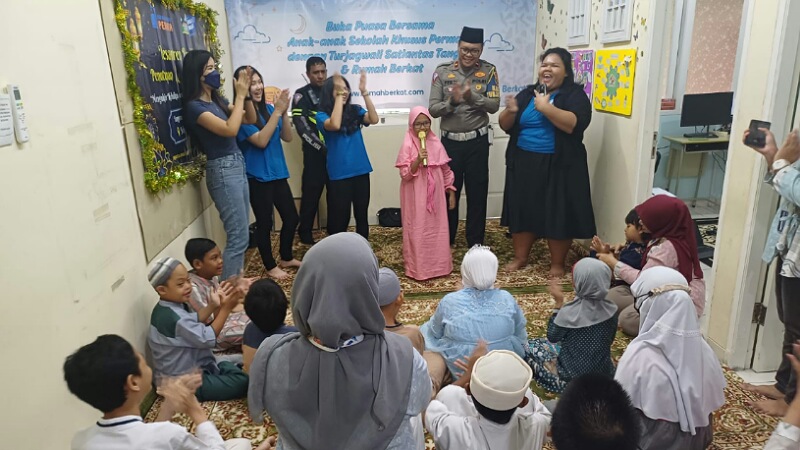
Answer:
[
  {"left": 459, "top": 47, "right": 481, "bottom": 56},
  {"left": 633, "top": 291, "right": 653, "bottom": 314},
  {"left": 633, "top": 284, "right": 693, "bottom": 313},
  {"left": 413, "top": 121, "right": 431, "bottom": 129}
]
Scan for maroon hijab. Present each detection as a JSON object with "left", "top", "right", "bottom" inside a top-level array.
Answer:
[{"left": 635, "top": 195, "right": 703, "bottom": 282}]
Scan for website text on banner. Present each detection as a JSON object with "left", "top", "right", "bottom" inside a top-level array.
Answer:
[{"left": 224, "top": 0, "right": 536, "bottom": 109}]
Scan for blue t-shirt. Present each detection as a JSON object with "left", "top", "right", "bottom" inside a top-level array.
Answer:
[
  {"left": 316, "top": 107, "right": 373, "bottom": 181},
  {"left": 237, "top": 105, "right": 290, "bottom": 182},
  {"left": 242, "top": 323, "right": 298, "bottom": 349},
  {"left": 517, "top": 93, "right": 558, "bottom": 154},
  {"left": 184, "top": 98, "right": 241, "bottom": 160}
]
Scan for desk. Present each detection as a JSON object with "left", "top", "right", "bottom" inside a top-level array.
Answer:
[{"left": 664, "top": 135, "right": 729, "bottom": 207}]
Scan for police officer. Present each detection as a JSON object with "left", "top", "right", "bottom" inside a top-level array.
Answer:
[
  {"left": 429, "top": 26, "right": 500, "bottom": 248},
  {"left": 292, "top": 57, "right": 328, "bottom": 245}
]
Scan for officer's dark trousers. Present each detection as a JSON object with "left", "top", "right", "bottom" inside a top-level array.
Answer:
[
  {"left": 442, "top": 134, "right": 489, "bottom": 247},
  {"left": 297, "top": 147, "right": 328, "bottom": 242}
]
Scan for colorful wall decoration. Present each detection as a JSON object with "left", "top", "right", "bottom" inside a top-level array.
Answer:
[
  {"left": 570, "top": 49, "right": 594, "bottom": 99},
  {"left": 592, "top": 48, "right": 637, "bottom": 116},
  {"left": 114, "top": 0, "right": 223, "bottom": 193}
]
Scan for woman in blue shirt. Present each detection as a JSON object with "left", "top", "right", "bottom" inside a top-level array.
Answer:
[
  {"left": 181, "top": 50, "right": 256, "bottom": 280},
  {"left": 234, "top": 66, "right": 301, "bottom": 280},
  {"left": 499, "top": 48, "right": 596, "bottom": 278},
  {"left": 316, "top": 72, "right": 380, "bottom": 239}
]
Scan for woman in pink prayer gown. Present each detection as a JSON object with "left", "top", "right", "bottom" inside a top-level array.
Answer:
[{"left": 396, "top": 107, "right": 457, "bottom": 280}]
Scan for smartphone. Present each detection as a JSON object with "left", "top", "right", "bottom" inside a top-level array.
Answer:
[
  {"left": 745, "top": 119, "right": 771, "bottom": 148},
  {"left": 538, "top": 84, "right": 547, "bottom": 95}
]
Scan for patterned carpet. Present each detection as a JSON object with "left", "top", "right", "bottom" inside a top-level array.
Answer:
[
  {"left": 243, "top": 219, "right": 588, "bottom": 297},
  {"left": 144, "top": 220, "right": 778, "bottom": 449}
]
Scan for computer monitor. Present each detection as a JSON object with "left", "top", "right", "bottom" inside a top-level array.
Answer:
[{"left": 680, "top": 92, "right": 734, "bottom": 138}]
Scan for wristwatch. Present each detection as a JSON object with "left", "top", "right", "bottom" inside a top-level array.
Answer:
[{"left": 772, "top": 159, "right": 791, "bottom": 173}]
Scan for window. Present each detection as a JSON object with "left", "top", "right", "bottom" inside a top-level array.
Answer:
[
  {"left": 568, "top": 0, "right": 591, "bottom": 46},
  {"left": 602, "top": 0, "right": 634, "bottom": 44}
]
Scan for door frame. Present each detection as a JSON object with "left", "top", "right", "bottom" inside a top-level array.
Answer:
[{"left": 722, "top": 0, "right": 800, "bottom": 369}]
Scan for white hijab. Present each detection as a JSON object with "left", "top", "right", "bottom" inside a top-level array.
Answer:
[
  {"left": 461, "top": 245, "right": 498, "bottom": 290},
  {"left": 615, "top": 267, "right": 726, "bottom": 434}
]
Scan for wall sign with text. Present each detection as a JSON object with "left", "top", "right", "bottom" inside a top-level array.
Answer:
[{"left": 115, "top": 0, "right": 223, "bottom": 193}]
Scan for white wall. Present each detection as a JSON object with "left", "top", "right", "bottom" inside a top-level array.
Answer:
[{"left": 0, "top": 0, "right": 224, "bottom": 447}]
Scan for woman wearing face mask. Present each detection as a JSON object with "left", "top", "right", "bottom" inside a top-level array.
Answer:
[
  {"left": 233, "top": 66, "right": 301, "bottom": 280},
  {"left": 316, "top": 72, "right": 380, "bottom": 239},
  {"left": 181, "top": 50, "right": 255, "bottom": 280},
  {"left": 499, "top": 47, "right": 596, "bottom": 278}
]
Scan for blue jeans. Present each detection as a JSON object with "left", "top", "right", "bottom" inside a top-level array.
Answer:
[{"left": 205, "top": 153, "right": 250, "bottom": 280}]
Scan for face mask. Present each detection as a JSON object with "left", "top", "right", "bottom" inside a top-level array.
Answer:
[{"left": 203, "top": 70, "right": 221, "bottom": 89}]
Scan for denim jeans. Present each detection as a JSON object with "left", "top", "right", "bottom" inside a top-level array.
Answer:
[{"left": 205, "top": 153, "right": 250, "bottom": 280}]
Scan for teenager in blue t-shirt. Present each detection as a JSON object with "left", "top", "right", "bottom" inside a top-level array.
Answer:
[
  {"left": 234, "top": 66, "right": 301, "bottom": 280},
  {"left": 316, "top": 72, "right": 380, "bottom": 239},
  {"left": 180, "top": 50, "right": 257, "bottom": 280}
]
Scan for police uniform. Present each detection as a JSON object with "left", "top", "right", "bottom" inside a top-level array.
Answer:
[
  {"left": 429, "top": 29, "right": 500, "bottom": 247},
  {"left": 291, "top": 83, "right": 327, "bottom": 244}
]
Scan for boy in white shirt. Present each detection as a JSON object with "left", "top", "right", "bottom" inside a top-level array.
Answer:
[
  {"left": 425, "top": 347, "right": 551, "bottom": 450},
  {"left": 64, "top": 334, "right": 271, "bottom": 450}
]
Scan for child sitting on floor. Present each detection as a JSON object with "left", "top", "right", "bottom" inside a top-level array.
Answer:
[
  {"left": 241, "top": 279, "right": 298, "bottom": 372},
  {"left": 185, "top": 238, "right": 251, "bottom": 350},
  {"left": 525, "top": 258, "right": 618, "bottom": 394},
  {"left": 590, "top": 208, "right": 648, "bottom": 286},
  {"left": 425, "top": 344, "right": 551, "bottom": 450},
  {"left": 64, "top": 334, "right": 261, "bottom": 450},
  {"left": 379, "top": 266, "right": 451, "bottom": 396},
  {"left": 550, "top": 373, "right": 641, "bottom": 450},
  {"left": 148, "top": 257, "right": 249, "bottom": 402}
]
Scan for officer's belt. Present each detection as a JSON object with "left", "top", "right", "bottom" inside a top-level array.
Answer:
[{"left": 441, "top": 125, "right": 489, "bottom": 142}]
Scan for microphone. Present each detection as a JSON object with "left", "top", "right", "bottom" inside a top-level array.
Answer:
[{"left": 418, "top": 130, "right": 427, "bottom": 166}]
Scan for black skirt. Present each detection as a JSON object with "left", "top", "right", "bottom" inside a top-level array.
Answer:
[{"left": 503, "top": 148, "right": 597, "bottom": 239}]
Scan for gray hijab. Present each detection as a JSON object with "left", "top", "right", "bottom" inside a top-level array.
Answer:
[
  {"left": 248, "top": 233, "right": 414, "bottom": 450},
  {"left": 554, "top": 258, "right": 618, "bottom": 328}
]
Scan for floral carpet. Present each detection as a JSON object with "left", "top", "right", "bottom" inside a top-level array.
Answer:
[
  {"left": 144, "top": 221, "right": 777, "bottom": 449},
  {"left": 244, "top": 219, "right": 588, "bottom": 298}
]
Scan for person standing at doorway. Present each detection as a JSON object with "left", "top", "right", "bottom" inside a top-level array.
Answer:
[
  {"left": 743, "top": 127, "right": 800, "bottom": 417},
  {"left": 429, "top": 26, "right": 500, "bottom": 248},
  {"left": 292, "top": 57, "right": 328, "bottom": 245}
]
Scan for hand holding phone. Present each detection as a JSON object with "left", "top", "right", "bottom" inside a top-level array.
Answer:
[{"left": 744, "top": 119, "right": 771, "bottom": 148}]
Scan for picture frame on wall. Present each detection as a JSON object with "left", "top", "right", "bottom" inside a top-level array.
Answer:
[
  {"left": 568, "top": 0, "right": 592, "bottom": 47},
  {"left": 601, "top": 0, "right": 634, "bottom": 44}
]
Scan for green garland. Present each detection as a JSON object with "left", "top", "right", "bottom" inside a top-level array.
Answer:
[{"left": 114, "top": 0, "right": 224, "bottom": 193}]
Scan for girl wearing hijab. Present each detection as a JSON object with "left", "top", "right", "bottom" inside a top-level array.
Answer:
[
  {"left": 396, "top": 107, "right": 457, "bottom": 280},
  {"left": 420, "top": 245, "right": 528, "bottom": 376},
  {"left": 316, "top": 72, "right": 379, "bottom": 239},
  {"left": 597, "top": 194, "right": 706, "bottom": 336},
  {"left": 526, "top": 258, "right": 618, "bottom": 394},
  {"left": 615, "top": 266, "right": 726, "bottom": 450},
  {"left": 248, "top": 233, "right": 431, "bottom": 450}
]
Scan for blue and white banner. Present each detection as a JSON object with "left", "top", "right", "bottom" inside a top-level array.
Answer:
[{"left": 224, "top": 0, "right": 536, "bottom": 108}]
